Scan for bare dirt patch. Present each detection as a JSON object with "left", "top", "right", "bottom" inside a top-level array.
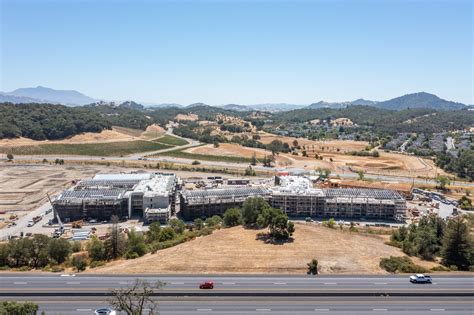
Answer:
[
  {"left": 185, "top": 143, "right": 292, "bottom": 165},
  {"left": 141, "top": 124, "right": 166, "bottom": 139},
  {"left": 175, "top": 113, "right": 199, "bottom": 121},
  {"left": 0, "top": 128, "right": 141, "bottom": 148},
  {"left": 258, "top": 133, "right": 368, "bottom": 153},
  {"left": 89, "top": 223, "right": 405, "bottom": 274},
  {"left": 0, "top": 165, "right": 100, "bottom": 224}
]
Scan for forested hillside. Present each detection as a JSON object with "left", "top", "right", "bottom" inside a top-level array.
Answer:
[
  {"left": 0, "top": 103, "right": 111, "bottom": 140},
  {"left": 273, "top": 106, "right": 474, "bottom": 135}
]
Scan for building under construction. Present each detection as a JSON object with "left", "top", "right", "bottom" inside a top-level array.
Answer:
[
  {"left": 180, "top": 187, "right": 270, "bottom": 220},
  {"left": 180, "top": 176, "right": 407, "bottom": 222},
  {"left": 52, "top": 173, "right": 178, "bottom": 222}
]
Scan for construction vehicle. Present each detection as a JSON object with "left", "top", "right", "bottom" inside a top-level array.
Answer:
[{"left": 71, "top": 220, "right": 83, "bottom": 229}]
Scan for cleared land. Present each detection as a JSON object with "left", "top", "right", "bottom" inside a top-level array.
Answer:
[
  {"left": 154, "top": 134, "right": 189, "bottom": 146},
  {"left": 181, "top": 141, "right": 440, "bottom": 177},
  {"left": 0, "top": 140, "right": 171, "bottom": 156},
  {"left": 154, "top": 146, "right": 254, "bottom": 163},
  {"left": 0, "top": 165, "right": 101, "bottom": 228},
  {"left": 90, "top": 223, "right": 405, "bottom": 274},
  {"left": 258, "top": 133, "right": 368, "bottom": 153}
]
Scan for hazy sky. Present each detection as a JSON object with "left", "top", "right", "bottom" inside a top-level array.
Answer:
[{"left": 1, "top": 0, "right": 472, "bottom": 105}]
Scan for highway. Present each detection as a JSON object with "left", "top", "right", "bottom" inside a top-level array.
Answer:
[
  {"left": 6, "top": 296, "right": 474, "bottom": 314},
  {"left": 1, "top": 274, "right": 473, "bottom": 314},
  {"left": 1, "top": 274, "right": 473, "bottom": 295}
]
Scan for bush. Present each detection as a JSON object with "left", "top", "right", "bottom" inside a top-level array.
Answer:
[
  {"left": 50, "top": 265, "right": 64, "bottom": 273},
  {"left": 307, "top": 258, "right": 318, "bottom": 275},
  {"left": 379, "top": 256, "right": 428, "bottom": 273},
  {"left": 71, "top": 241, "right": 82, "bottom": 253},
  {"left": 223, "top": 208, "right": 243, "bottom": 227},
  {"left": 205, "top": 215, "right": 223, "bottom": 228},
  {"left": 158, "top": 227, "right": 176, "bottom": 242},
  {"left": 431, "top": 265, "right": 450, "bottom": 272},
  {"left": 0, "top": 301, "right": 38, "bottom": 315},
  {"left": 169, "top": 218, "right": 186, "bottom": 234},
  {"left": 89, "top": 260, "right": 106, "bottom": 268},
  {"left": 192, "top": 160, "right": 201, "bottom": 165},
  {"left": 71, "top": 254, "right": 88, "bottom": 272},
  {"left": 327, "top": 218, "right": 335, "bottom": 229}
]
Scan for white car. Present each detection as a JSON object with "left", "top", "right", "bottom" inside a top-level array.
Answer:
[{"left": 95, "top": 308, "right": 116, "bottom": 315}]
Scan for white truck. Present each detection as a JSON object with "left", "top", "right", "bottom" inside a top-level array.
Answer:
[{"left": 409, "top": 274, "right": 432, "bottom": 284}]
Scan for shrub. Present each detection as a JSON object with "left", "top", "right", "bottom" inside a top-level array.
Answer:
[
  {"left": 307, "top": 258, "right": 318, "bottom": 275},
  {"left": 71, "top": 254, "right": 88, "bottom": 272},
  {"left": 379, "top": 256, "right": 428, "bottom": 273},
  {"left": 71, "top": 241, "right": 82, "bottom": 253},
  {"left": 431, "top": 265, "right": 450, "bottom": 272},
  {"left": 50, "top": 265, "right": 64, "bottom": 273},
  {"left": 89, "top": 260, "right": 106, "bottom": 268}
]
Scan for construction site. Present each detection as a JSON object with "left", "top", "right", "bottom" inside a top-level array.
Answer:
[
  {"left": 52, "top": 173, "right": 178, "bottom": 224},
  {"left": 179, "top": 175, "right": 407, "bottom": 222}
]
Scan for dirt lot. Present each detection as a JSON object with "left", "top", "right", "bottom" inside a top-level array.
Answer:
[
  {"left": 0, "top": 165, "right": 100, "bottom": 228},
  {"left": 185, "top": 140, "right": 440, "bottom": 177},
  {"left": 90, "top": 223, "right": 406, "bottom": 274},
  {"left": 258, "top": 133, "right": 368, "bottom": 153}
]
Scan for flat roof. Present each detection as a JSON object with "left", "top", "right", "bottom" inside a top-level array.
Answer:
[
  {"left": 56, "top": 189, "right": 126, "bottom": 201},
  {"left": 93, "top": 173, "right": 152, "bottom": 181}
]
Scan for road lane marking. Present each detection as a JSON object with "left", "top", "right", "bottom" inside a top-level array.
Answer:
[
  {"left": 273, "top": 282, "right": 287, "bottom": 285},
  {"left": 118, "top": 282, "right": 128, "bottom": 285},
  {"left": 170, "top": 282, "right": 184, "bottom": 285},
  {"left": 66, "top": 282, "right": 80, "bottom": 284},
  {"left": 197, "top": 309, "right": 212, "bottom": 311},
  {"left": 430, "top": 309, "right": 445, "bottom": 311},
  {"left": 315, "top": 309, "right": 330, "bottom": 311},
  {"left": 256, "top": 309, "right": 271, "bottom": 311},
  {"left": 373, "top": 282, "right": 387, "bottom": 285},
  {"left": 324, "top": 283, "right": 337, "bottom": 285},
  {"left": 76, "top": 309, "right": 92, "bottom": 312},
  {"left": 13, "top": 282, "right": 27, "bottom": 285},
  {"left": 222, "top": 282, "right": 235, "bottom": 285},
  {"left": 373, "top": 309, "right": 387, "bottom": 311}
]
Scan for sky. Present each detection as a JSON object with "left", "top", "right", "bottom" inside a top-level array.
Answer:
[{"left": 1, "top": 0, "right": 472, "bottom": 105}]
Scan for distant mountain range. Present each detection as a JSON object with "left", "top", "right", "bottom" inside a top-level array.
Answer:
[
  {"left": 0, "top": 86, "right": 97, "bottom": 106},
  {"left": 0, "top": 86, "right": 470, "bottom": 111},
  {"left": 374, "top": 92, "right": 466, "bottom": 111},
  {"left": 220, "top": 103, "right": 306, "bottom": 112}
]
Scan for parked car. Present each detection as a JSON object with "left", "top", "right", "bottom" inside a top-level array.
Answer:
[
  {"left": 409, "top": 274, "right": 432, "bottom": 284},
  {"left": 199, "top": 281, "right": 214, "bottom": 289}
]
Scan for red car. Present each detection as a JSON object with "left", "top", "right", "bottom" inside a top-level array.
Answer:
[{"left": 199, "top": 281, "right": 214, "bottom": 289}]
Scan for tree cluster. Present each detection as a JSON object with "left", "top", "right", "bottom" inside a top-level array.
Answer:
[
  {"left": 390, "top": 215, "right": 473, "bottom": 270},
  {"left": 0, "top": 234, "right": 71, "bottom": 268},
  {"left": 0, "top": 103, "right": 111, "bottom": 140},
  {"left": 240, "top": 197, "right": 295, "bottom": 240}
]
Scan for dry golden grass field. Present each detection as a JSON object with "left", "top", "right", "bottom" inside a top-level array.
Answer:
[{"left": 89, "top": 223, "right": 409, "bottom": 275}]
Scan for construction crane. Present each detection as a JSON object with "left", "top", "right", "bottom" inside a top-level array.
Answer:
[{"left": 47, "top": 193, "right": 64, "bottom": 237}]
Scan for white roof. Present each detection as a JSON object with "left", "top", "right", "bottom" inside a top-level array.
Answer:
[{"left": 93, "top": 173, "right": 152, "bottom": 181}]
